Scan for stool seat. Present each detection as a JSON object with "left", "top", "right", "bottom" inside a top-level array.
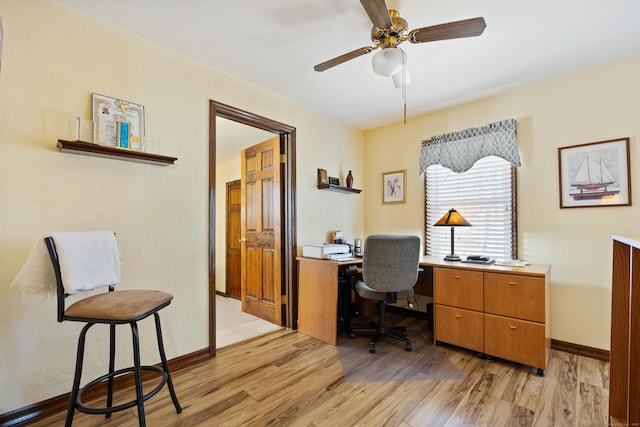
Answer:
[{"left": 65, "top": 290, "right": 173, "bottom": 322}]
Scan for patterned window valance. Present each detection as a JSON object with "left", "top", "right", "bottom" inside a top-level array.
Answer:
[{"left": 419, "top": 119, "right": 520, "bottom": 175}]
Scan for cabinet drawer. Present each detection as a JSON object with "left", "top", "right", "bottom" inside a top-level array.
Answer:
[
  {"left": 484, "top": 273, "right": 545, "bottom": 322},
  {"left": 485, "top": 314, "right": 546, "bottom": 370},
  {"left": 434, "top": 268, "right": 483, "bottom": 311},
  {"left": 435, "top": 304, "right": 484, "bottom": 353}
]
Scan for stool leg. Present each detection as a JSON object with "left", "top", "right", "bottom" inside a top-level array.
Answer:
[
  {"left": 66, "top": 323, "right": 93, "bottom": 427},
  {"left": 105, "top": 323, "right": 116, "bottom": 418},
  {"left": 154, "top": 312, "right": 182, "bottom": 413},
  {"left": 130, "top": 322, "right": 146, "bottom": 427}
]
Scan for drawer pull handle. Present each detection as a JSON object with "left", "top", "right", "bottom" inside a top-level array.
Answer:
[
  {"left": 508, "top": 325, "right": 518, "bottom": 329},
  {"left": 508, "top": 281, "right": 518, "bottom": 285},
  {"left": 455, "top": 314, "right": 463, "bottom": 318},
  {"left": 454, "top": 275, "right": 461, "bottom": 279}
]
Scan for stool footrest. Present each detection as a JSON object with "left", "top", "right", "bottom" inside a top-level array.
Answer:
[{"left": 76, "top": 365, "right": 168, "bottom": 415}]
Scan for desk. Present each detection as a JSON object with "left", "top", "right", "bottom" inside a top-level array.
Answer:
[
  {"left": 297, "top": 255, "right": 551, "bottom": 373},
  {"left": 297, "top": 257, "right": 360, "bottom": 345}
]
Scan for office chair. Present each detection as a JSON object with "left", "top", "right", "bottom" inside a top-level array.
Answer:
[
  {"left": 45, "top": 232, "right": 182, "bottom": 427},
  {"left": 349, "top": 234, "right": 420, "bottom": 353}
]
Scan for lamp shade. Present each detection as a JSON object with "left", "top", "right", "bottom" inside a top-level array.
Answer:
[
  {"left": 372, "top": 47, "right": 406, "bottom": 77},
  {"left": 434, "top": 208, "right": 471, "bottom": 227},
  {"left": 392, "top": 67, "right": 411, "bottom": 88}
]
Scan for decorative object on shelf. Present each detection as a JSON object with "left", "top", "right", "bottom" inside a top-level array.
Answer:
[
  {"left": 382, "top": 169, "right": 406, "bottom": 204},
  {"left": 558, "top": 137, "right": 631, "bottom": 208},
  {"left": 92, "top": 93, "right": 144, "bottom": 151},
  {"left": 346, "top": 170, "right": 354, "bottom": 188},
  {"left": 75, "top": 117, "right": 94, "bottom": 143},
  {"left": 317, "top": 168, "right": 328, "bottom": 186},
  {"left": 317, "top": 168, "right": 361, "bottom": 193},
  {"left": 144, "top": 136, "right": 161, "bottom": 154},
  {"left": 433, "top": 208, "right": 471, "bottom": 261},
  {"left": 57, "top": 139, "right": 177, "bottom": 166}
]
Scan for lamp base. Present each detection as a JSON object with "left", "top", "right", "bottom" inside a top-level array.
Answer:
[{"left": 443, "top": 254, "right": 461, "bottom": 261}]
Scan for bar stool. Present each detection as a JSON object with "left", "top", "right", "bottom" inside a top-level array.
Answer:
[{"left": 45, "top": 233, "right": 182, "bottom": 427}]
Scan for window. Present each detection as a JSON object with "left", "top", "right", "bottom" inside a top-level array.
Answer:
[{"left": 425, "top": 156, "right": 517, "bottom": 260}]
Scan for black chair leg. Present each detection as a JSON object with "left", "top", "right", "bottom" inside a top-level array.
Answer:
[
  {"left": 66, "top": 323, "right": 93, "bottom": 427},
  {"left": 130, "top": 322, "right": 146, "bottom": 427},
  {"left": 154, "top": 313, "right": 182, "bottom": 413},
  {"left": 106, "top": 324, "right": 116, "bottom": 418}
]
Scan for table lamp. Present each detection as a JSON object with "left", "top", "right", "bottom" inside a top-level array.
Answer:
[{"left": 434, "top": 208, "right": 471, "bottom": 261}]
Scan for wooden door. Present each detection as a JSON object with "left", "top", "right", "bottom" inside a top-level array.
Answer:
[
  {"left": 240, "top": 136, "right": 282, "bottom": 324},
  {"left": 225, "top": 180, "right": 241, "bottom": 300}
]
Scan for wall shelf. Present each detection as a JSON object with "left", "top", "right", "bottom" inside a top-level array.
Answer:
[
  {"left": 317, "top": 183, "right": 362, "bottom": 194},
  {"left": 57, "top": 140, "right": 177, "bottom": 166}
]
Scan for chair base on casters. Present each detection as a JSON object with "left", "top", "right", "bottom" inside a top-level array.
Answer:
[{"left": 349, "top": 300, "right": 412, "bottom": 353}]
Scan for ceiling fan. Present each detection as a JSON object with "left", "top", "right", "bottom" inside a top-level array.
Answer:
[{"left": 314, "top": 0, "right": 486, "bottom": 87}]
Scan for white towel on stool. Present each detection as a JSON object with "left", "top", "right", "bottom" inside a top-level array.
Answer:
[{"left": 11, "top": 231, "right": 121, "bottom": 296}]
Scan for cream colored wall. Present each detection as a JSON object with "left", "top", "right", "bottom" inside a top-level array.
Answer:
[
  {"left": 363, "top": 55, "right": 640, "bottom": 351},
  {"left": 0, "top": 0, "right": 363, "bottom": 414}
]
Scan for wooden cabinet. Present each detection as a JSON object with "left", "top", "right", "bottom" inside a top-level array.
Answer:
[
  {"left": 434, "top": 268, "right": 483, "bottom": 311},
  {"left": 435, "top": 305, "right": 484, "bottom": 352},
  {"left": 609, "top": 236, "right": 640, "bottom": 426},
  {"left": 433, "top": 262, "right": 550, "bottom": 374}
]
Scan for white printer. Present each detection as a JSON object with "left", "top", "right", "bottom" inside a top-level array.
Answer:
[{"left": 302, "top": 244, "right": 351, "bottom": 259}]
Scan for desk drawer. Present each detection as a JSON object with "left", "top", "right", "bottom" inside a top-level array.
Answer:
[
  {"left": 435, "top": 304, "right": 484, "bottom": 353},
  {"left": 485, "top": 314, "right": 546, "bottom": 370},
  {"left": 484, "top": 273, "right": 545, "bottom": 322},
  {"left": 434, "top": 268, "right": 483, "bottom": 311}
]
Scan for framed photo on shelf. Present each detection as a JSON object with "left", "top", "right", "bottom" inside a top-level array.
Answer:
[
  {"left": 317, "top": 168, "right": 328, "bottom": 186},
  {"left": 382, "top": 170, "right": 406, "bottom": 204},
  {"left": 558, "top": 137, "right": 631, "bottom": 208},
  {"left": 329, "top": 177, "right": 340, "bottom": 186},
  {"left": 92, "top": 93, "right": 144, "bottom": 151}
]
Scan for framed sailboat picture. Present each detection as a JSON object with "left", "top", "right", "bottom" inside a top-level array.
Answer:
[{"left": 558, "top": 138, "right": 631, "bottom": 208}]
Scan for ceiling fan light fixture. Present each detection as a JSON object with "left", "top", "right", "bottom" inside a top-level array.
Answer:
[
  {"left": 392, "top": 67, "right": 411, "bottom": 88},
  {"left": 371, "top": 47, "right": 405, "bottom": 77}
]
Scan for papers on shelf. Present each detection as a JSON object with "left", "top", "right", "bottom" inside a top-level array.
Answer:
[{"left": 493, "top": 259, "right": 530, "bottom": 267}]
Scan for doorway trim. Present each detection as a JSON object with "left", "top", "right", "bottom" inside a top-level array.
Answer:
[{"left": 209, "top": 100, "right": 297, "bottom": 357}]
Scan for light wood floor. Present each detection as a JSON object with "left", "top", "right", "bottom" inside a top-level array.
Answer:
[{"left": 29, "top": 315, "right": 609, "bottom": 426}]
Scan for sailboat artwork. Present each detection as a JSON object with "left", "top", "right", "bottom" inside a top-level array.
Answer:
[
  {"left": 569, "top": 155, "right": 619, "bottom": 201},
  {"left": 559, "top": 138, "right": 630, "bottom": 209}
]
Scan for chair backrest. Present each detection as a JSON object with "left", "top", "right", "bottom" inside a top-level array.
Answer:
[
  {"left": 44, "top": 234, "right": 119, "bottom": 323},
  {"left": 362, "top": 234, "right": 421, "bottom": 293}
]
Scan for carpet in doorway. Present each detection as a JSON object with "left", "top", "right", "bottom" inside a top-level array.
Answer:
[{"left": 335, "top": 315, "right": 466, "bottom": 383}]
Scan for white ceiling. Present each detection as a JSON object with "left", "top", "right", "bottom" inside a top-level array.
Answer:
[{"left": 55, "top": 0, "right": 640, "bottom": 155}]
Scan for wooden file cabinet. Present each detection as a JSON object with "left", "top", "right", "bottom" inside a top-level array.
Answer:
[{"left": 433, "top": 262, "right": 550, "bottom": 374}]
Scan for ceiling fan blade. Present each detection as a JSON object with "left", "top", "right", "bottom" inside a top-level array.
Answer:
[
  {"left": 313, "top": 46, "right": 376, "bottom": 72},
  {"left": 359, "top": 0, "right": 392, "bottom": 29},
  {"left": 408, "top": 17, "right": 486, "bottom": 44}
]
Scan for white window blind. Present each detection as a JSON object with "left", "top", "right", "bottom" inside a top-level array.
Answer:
[{"left": 425, "top": 156, "right": 517, "bottom": 260}]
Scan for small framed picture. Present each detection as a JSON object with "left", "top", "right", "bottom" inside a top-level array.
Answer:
[
  {"left": 558, "top": 137, "right": 631, "bottom": 208},
  {"left": 317, "top": 168, "right": 328, "bottom": 186},
  {"left": 382, "top": 170, "right": 406, "bottom": 204},
  {"left": 329, "top": 177, "right": 340, "bottom": 186}
]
